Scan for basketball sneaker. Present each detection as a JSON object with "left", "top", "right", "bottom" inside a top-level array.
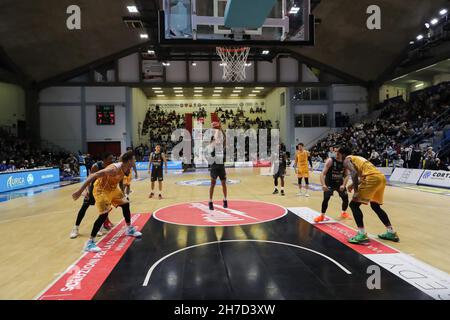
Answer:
[
  {"left": 280, "top": 190, "right": 285, "bottom": 196},
  {"left": 314, "top": 215, "right": 329, "bottom": 223},
  {"left": 158, "top": 194, "right": 162, "bottom": 200},
  {"left": 340, "top": 212, "right": 351, "bottom": 219},
  {"left": 348, "top": 233, "right": 369, "bottom": 244},
  {"left": 126, "top": 226, "right": 142, "bottom": 238},
  {"left": 97, "top": 226, "right": 108, "bottom": 237},
  {"left": 378, "top": 231, "right": 400, "bottom": 242},
  {"left": 304, "top": 192, "right": 310, "bottom": 197},
  {"left": 70, "top": 226, "right": 79, "bottom": 239},
  {"left": 272, "top": 189, "right": 279, "bottom": 194},
  {"left": 223, "top": 200, "right": 228, "bottom": 208},
  {"left": 149, "top": 192, "right": 154, "bottom": 199},
  {"left": 209, "top": 201, "right": 214, "bottom": 210},
  {"left": 84, "top": 240, "right": 101, "bottom": 253},
  {"left": 103, "top": 218, "right": 114, "bottom": 230}
]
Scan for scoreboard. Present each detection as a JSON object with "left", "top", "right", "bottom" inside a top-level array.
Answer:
[{"left": 96, "top": 105, "right": 115, "bottom": 125}]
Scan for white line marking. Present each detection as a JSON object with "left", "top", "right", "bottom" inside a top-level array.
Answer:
[{"left": 142, "top": 239, "right": 352, "bottom": 287}]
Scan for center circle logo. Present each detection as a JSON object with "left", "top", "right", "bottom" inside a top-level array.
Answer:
[
  {"left": 176, "top": 179, "right": 240, "bottom": 186},
  {"left": 27, "top": 174, "right": 34, "bottom": 185},
  {"left": 153, "top": 200, "right": 287, "bottom": 227}
]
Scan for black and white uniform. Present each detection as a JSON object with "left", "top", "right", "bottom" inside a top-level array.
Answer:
[
  {"left": 322, "top": 158, "right": 349, "bottom": 213},
  {"left": 273, "top": 150, "right": 287, "bottom": 179},
  {"left": 84, "top": 161, "right": 104, "bottom": 205},
  {"left": 210, "top": 147, "right": 226, "bottom": 181},
  {"left": 150, "top": 152, "right": 164, "bottom": 182}
]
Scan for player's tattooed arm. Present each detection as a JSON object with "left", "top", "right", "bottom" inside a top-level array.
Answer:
[
  {"left": 72, "top": 166, "right": 115, "bottom": 200},
  {"left": 344, "top": 158, "right": 359, "bottom": 192},
  {"left": 320, "top": 159, "right": 332, "bottom": 191}
]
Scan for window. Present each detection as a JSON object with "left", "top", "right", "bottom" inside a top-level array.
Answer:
[
  {"left": 293, "top": 87, "right": 328, "bottom": 101},
  {"left": 295, "top": 113, "right": 328, "bottom": 128}
]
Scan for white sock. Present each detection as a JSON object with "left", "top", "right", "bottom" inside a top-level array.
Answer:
[
  {"left": 274, "top": 186, "right": 278, "bottom": 190},
  {"left": 358, "top": 228, "right": 366, "bottom": 235},
  {"left": 387, "top": 226, "right": 394, "bottom": 233},
  {"left": 281, "top": 187, "right": 284, "bottom": 191}
]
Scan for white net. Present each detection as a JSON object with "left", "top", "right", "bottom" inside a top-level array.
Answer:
[{"left": 216, "top": 46, "right": 250, "bottom": 82}]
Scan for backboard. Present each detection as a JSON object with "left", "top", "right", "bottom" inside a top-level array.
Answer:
[{"left": 159, "top": 0, "right": 314, "bottom": 46}]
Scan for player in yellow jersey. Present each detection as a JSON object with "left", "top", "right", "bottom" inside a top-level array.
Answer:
[
  {"left": 72, "top": 150, "right": 142, "bottom": 252},
  {"left": 338, "top": 147, "right": 399, "bottom": 244},
  {"left": 294, "top": 143, "right": 312, "bottom": 197}
]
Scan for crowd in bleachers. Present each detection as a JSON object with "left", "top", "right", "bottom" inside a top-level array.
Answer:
[
  {"left": 215, "top": 107, "right": 273, "bottom": 130},
  {"left": 310, "top": 82, "right": 450, "bottom": 170},
  {"left": 0, "top": 128, "right": 91, "bottom": 175},
  {"left": 141, "top": 106, "right": 185, "bottom": 150}
]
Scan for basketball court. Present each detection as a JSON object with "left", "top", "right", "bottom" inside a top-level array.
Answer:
[{"left": 0, "top": 0, "right": 450, "bottom": 305}]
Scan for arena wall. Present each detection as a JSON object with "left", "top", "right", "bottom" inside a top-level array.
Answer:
[{"left": 0, "top": 82, "right": 26, "bottom": 133}]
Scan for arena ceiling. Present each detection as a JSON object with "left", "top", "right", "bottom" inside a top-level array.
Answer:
[{"left": 0, "top": 0, "right": 449, "bottom": 85}]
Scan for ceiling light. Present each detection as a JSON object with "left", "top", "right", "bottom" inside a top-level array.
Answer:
[
  {"left": 147, "top": 50, "right": 155, "bottom": 55},
  {"left": 289, "top": 7, "right": 300, "bottom": 14},
  {"left": 409, "top": 41, "right": 414, "bottom": 45},
  {"left": 191, "top": 62, "right": 197, "bottom": 66},
  {"left": 249, "top": 94, "right": 257, "bottom": 97},
  {"left": 140, "top": 33, "right": 148, "bottom": 39},
  {"left": 156, "top": 95, "right": 165, "bottom": 97},
  {"left": 425, "top": 23, "right": 430, "bottom": 29},
  {"left": 215, "top": 87, "right": 224, "bottom": 89},
  {"left": 235, "top": 87, "right": 244, "bottom": 89},
  {"left": 245, "top": 63, "right": 252, "bottom": 67},
  {"left": 415, "top": 83, "right": 424, "bottom": 89},
  {"left": 176, "top": 94, "right": 184, "bottom": 97},
  {"left": 252, "top": 90, "right": 261, "bottom": 93},
  {"left": 431, "top": 18, "right": 439, "bottom": 25},
  {"left": 154, "top": 91, "right": 164, "bottom": 94},
  {"left": 233, "top": 90, "right": 242, "bottom": 93},
  {"left": 174, "top": 91, "right": 183, "bottom": 94},
  {"left": 127, "top": 6, "right": 139, "bottom": 13},
  {"left": 416, "top": 34, "right": 424, "bottom": 40},
  {"left": 439, "top": 9, "right": 448, "bottom": 16},
  {"left": 194, "top": 90, "right": 203, "bottom": 93},
  {"left": 152, "top": 87, "right": 162, "bottom": 90},
  {"left": 173, "top": 87, "right": 183, "bottom": 90},
  {"left": 194, "top": 87, "right": 203, "bottom": 89},
  {"left": 262, "top": 50, "right": 270, "bottom": 55},
  {"left": 219, "top": 63, "right": 227, "bottom": 66},
  {"left": 213, "top": 94, "right": 221, "bottom": 97},
  {"left": 162, "top": 62, "right": 170, "bottom": 66}
]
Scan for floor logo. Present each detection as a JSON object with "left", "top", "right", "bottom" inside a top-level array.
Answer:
[
  {"left": 177, "top": 179, "right": 240, "bottom": 186},
  {"left": 153, "top": 200, "right": 287, "bottom": 226}
]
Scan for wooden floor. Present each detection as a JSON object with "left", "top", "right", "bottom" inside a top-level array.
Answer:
[{"left": 0, "top": 167, "right": 449, "bottom": 300}]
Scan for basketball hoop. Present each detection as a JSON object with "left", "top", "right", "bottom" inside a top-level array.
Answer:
[{"left": 216, "top": 46, "right": 250, "bottom": 82}]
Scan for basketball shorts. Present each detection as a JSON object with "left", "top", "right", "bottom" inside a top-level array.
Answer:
[
  {"left": 151, "top": 167, "right": 164, "bottom": 182},
  {"left": 123, "top": 173, "right": 132, "bottom": 186},
  {"left": 93, "top": 187, "right": 128, "bottom": 214},
  {"left": 297, "top": 166, "right": 309, "bottom": 178},
  {"left": 211, "top": 164, "right": 227, "bottom": 181},
  {"left": 83, "top": 188, "right": 96, "bottom": 206},
  {"left": 354, "top": 174, "right": 386, "bottom": 205},
  {"left": 273, "top": 166, "right": 286, "bottom": 179}
]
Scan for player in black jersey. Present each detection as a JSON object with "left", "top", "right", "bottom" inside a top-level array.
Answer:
[
  {"left": 272, "top": 143, "right": 288, "bottom": 196},
  {"left": 314, "top": 148, "right": 351, "bottom": 223},
  {"left": 148, "top": 144, "right": 168, "bottom": 199},
  {"left": 70, "top": 152, "right": 114, "bottom": 239},
  {"left": 208, "top": 121, "right": 227, "bottom": 210}
]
